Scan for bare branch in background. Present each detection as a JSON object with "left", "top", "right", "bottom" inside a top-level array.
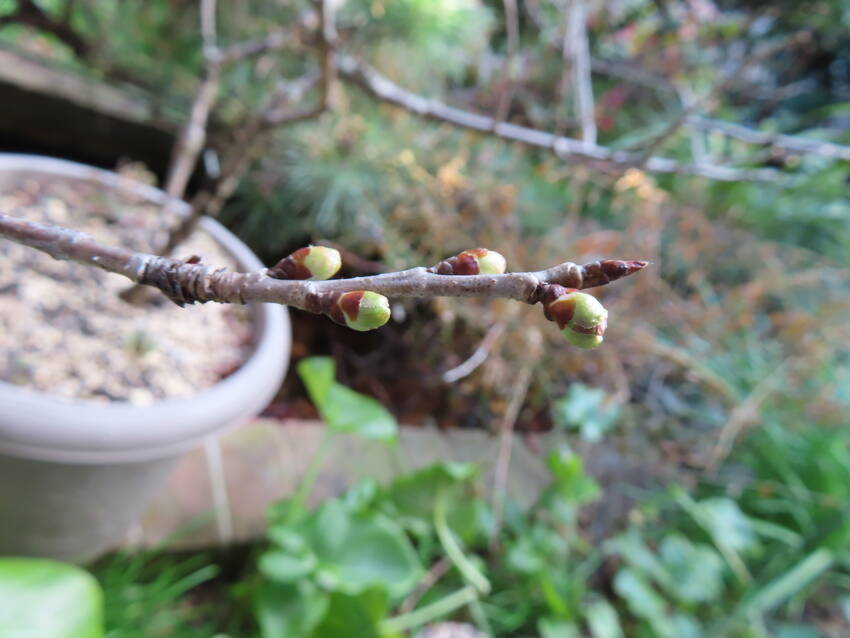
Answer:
[
  {"left": 493, "top": 0, "right": 520, "bottom": 124},
  {"left": 566, "top": 0, "right": 596, "bottom": 145},
  {"left": 335, "top": 55, "right": 788, "bottom": 182},
  {"left": 633, "top": 32, "right": 810, "bottom": 163},
  {"left": 442, "top": 323, "right": 506, "bottom": 384},
  {"left": 317, "top": 0, "right": 338, "bottom": 110},
  {"left": 0, "top": 214, "right": 647, "bottom": 310},
  {"left": 162, "top": 0, "right": 222, "bottom": 202},
  {"left": 688, "top": 117, "right": 850, "bottom": 161}
]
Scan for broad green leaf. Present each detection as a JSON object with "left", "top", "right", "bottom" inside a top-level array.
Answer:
[
  {"left": 310, "top": 588, "right": 389, "bottom": 638},
  {"left": 586, "top": 598, "right": 623, "bottom": 638},
  {"left": 385, "top": 462, "right": 479, "bottom": 536},
  {"left": 0, "top": 558, "right": 103, "bottom": 638},
  {"left": 297, "top": 357, "right": 336, "bottom": 407},
  {"left": 610, "top": 530, "right": 670, "bottom": 589},
  {"left": 658, "top": 534, "right": 725, "bottom": 604},
  {"left": 696, "top": 498, "right": 758, "bottom": 554},
  {"left": 551, "top": 384, "right": 620, "bottom": 442},
  {"left": 613, "top": 568, "right": 674, "bottom": 638},
  {"left": 545, "top": 449, "right": 601, "bottom": 505},
  {"left": 297, "top": 356, "right": 398, "bottom": 442},
  {"left": 300, "top": 501, "right": 423, "bottom": 597},
  {"left": 259, "top": 551, "right": 318, "bottom": 584},
  {"left": 255, "top": 581, "right": 328, "bottom": 638},
  {"left": 322, "top": 384, "right": 397, "bottom": 441}
]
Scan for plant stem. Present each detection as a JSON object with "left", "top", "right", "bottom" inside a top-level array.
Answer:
[
  {"left": 288, "top": 429, "right": 334, "bottom": 522},
  {"left": 379, "top": 585, "right": 478, "bottom": 635},
  {"left": 434, "top": 490, "right": 491, "bottom": 595}
]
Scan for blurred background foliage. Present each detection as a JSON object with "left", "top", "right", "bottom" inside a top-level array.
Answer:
[{"left": 1, "top": 0, "right": 849, "bottom": 635}]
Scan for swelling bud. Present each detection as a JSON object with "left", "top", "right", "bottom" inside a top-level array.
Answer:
[
  {"left": 268, "top": 246, "right": 341, "bottom": 280},
  {"left": 543, "top": 288, "right": 608, "bottom": 349},
  {"left": 329, "top": 291, "right": 391, "bottom": 331},
  {"left": 437, "top": 248, "right": 507, "bottom": 275}
]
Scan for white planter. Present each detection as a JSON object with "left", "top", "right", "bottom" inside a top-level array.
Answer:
[{"left": 0, "top": 155, "right": 290, "bottom": 561}]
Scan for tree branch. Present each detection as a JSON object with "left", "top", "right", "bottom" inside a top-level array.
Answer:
[
  {"left": 162, "top": 0, "right": 221, "bottom": 202},
  {"left": 335, "top": 55, "right": 787, "bottom": 183},
  {"left": 687, "top": 117, "right": 850, "bottom": 162},
  {"left": 0, "top": 214, "right": 646, "bottom": 313}
]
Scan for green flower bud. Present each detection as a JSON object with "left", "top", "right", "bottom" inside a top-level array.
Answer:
[
  {"left": 437, "top": 248, "right": 507, "bottom": 275},
  {"left": 476, "top": 249, "right": 507, "bottom": 275},
  {"left": 332, "top": 291, "right": 391, "bottom": 331},
  {"left": 268, "top": 246, "right": 341, "bottom": 280},
  {"left": 543, "top": 289, "right": 608, "bottom": 349}
]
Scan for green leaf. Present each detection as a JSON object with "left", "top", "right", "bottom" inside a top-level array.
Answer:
[
  {"left": 385, "top": 462, "right": 480, "bottom": 537},
  {"left": 0, "top": 558, "right": 103, "bottom": 638},
  {"left": 259, "top": 551, "right": 318, "bottom": 584},
  {"left": 658, "top": 534, "right": 725, "bottom": 604},
  {"left": 545, "top": 449, "right": 601, "bottom": 505},
  {"left": 322, "top": 384, "right": 398, "bottom": 441},
  {"left": 695, "top": 498, "right": 758, "bottom": 554},
  {"left": 610, "top": 530, "right": 670, "bottom": 589},
  {"left": 743, "top": 548, "right": 833, "bottom": 615},
  {"left": 551, "top": 384, "right": 620, "bottom": 442},
  {"left": 297, "top": 357, "right": 336, "bottom": 407},
  {"left": 613, "top": 568, "right": 674, "bottom": 638},
  {"left": 585, "top": 598, "right": 624, "bottom": 638},
  {"left": 297, "top": 357, "right": 398, "bottom": 442},
  {"left": 255, "top": 581, "right": 328, "bottom": 638},
  {"left": 310, "top": 588, "right": 389, "bottom": 638},
  {"left": 299, "top": 500, "right": 423, "bottom": 597}
]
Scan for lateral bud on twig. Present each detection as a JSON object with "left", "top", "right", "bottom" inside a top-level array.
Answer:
[
  {"left": 541, "top": 284, "right": 608, "bottom": 349},
  {"left": 326, "top": 290, "right": 391, "bottom": 331},
  {"left": 434, "top": 248, "right": 507, "bottom": 275},
  {"left": 268, "top": 246, "right": 342, "bottom": 280}
]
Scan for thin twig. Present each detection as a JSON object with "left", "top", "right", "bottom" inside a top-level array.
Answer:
[
  {"left": 0, "top": 213, "right": 646, "bottom": 311},
  {"left": 335, "top": 55, "right": 787, "bottom": 182},
  {"left": 567, "top": 0, "right": 596, "bottom": 145},
  {"left": 442, "top": 323, "right": 506, "bottom": 384},
  {"left": 490, "top": 330, "right": 540, "bottom": 547},
  {"left": 398, "top": 557, "right": 453, "bottom": 614},
  {"left": 162, "top": 0, "right": 221, "bottom": 202},
  {"left": 705, "top": 361, "right": 790, "bottom": 473},
  {"left": 493, "top": 0, "right": 520, "bottom": 124}
]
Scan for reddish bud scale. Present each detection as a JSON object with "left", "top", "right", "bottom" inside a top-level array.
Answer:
[
  {"left": 436, "top": 248, "right": 506, "bottom": 276},
  {"left": 268, "top": 247, "right": 313, "bottom": 280},
  {"left": 325, "top": 290, "right": 365, "bottom": 326}
]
